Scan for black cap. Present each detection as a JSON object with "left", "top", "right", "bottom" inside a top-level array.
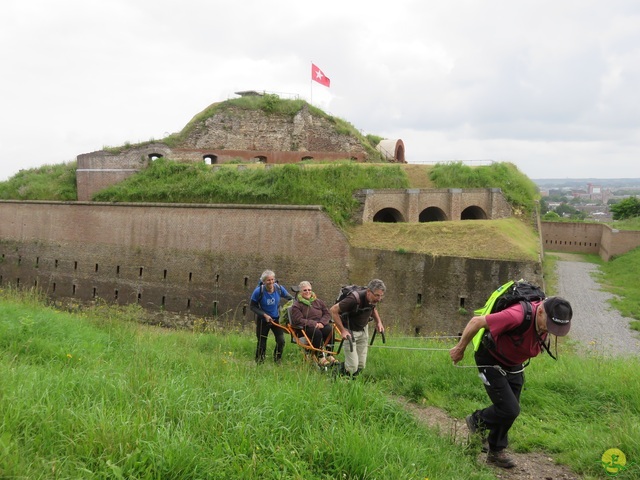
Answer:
[{"left": 543, "top": 297, "right": 573, "bottom": 336}]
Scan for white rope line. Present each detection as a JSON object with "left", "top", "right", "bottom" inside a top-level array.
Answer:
[
  {"left": 390, "top": 335, "right": 460, "bottom": 340},
  {"left": 369, "top": 345, "right": 452, "bottom": 351}
]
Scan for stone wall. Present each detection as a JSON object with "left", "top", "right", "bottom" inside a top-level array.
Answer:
[
  {"left": 541, "top": 221, "right": 640, "bottom": 260},
  {"left": 180, "top": 105, "right": 366, "bottom": 154},
  {"left": 76, "top": 105, "right": 373, "bottom": 200},
  {"left": 356, "top": 188, "right": 512, "bottom": 223},
  {"left": 347, "top": 248, "right": 542, "bottom": 335},
  {"left": 0, "top": 201, "right": 350, "bottom": 328},
  {"left": 0, "top": 200, "right": 540, "bottom": 334}
]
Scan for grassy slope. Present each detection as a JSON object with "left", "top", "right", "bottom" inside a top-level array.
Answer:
[
  {"left": 346, "top": 218, "right": 540, "bottom": 261},
  {"left": 0, "top": 159, "right": 542, "bottom": 260},
  {"left": 0, "top": 286, "right": 638, "bottom": 479},
  {"left": 0, "top": 290, "right": 495, "bottom": 480},
  {"left": 0, "top": 161, "right": 77, "bottom": 201}
]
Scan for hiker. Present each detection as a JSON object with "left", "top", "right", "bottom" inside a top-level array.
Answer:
[
  {"left": 449, "top": 296, "right": 573, "bottom": 469},
  {"left": 289, "top": 281, "right": 337, "bottom": 366},
  {"left": 330, "top": 279, "right": 386, "bottom": 377},
  {"left": 249, "top": 270, "right": 293, "bottom": 363}
]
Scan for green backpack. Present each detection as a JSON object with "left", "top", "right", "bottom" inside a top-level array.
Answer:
[
  {"left": 279, "top": 299, "right": 295, "bottom": 326},
  {"left": 471, "top": 279, "right": 547, "bottom": 352}
]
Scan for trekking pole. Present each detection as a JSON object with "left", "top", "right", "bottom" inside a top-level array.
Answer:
[
  {"left": 370, "top": 329, "right": 386, "bottom": 346},
  {"left": 336, "top": 332, "right": 354, "bottom": 354}
]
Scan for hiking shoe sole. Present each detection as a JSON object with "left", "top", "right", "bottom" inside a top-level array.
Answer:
[{"left": 487, "top": 451, "right": 516, "bottom": 469}]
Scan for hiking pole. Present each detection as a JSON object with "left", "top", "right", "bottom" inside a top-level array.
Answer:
[
  {"left": 336, "top": 332, "right": 354, "bottom": 354},
  {"left": 370, "top": 329, "right": 386, "bottom": 346}
]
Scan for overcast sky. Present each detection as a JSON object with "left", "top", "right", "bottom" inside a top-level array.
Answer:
[{"left": 2, "top": 0, "right": 639, "bottom": 182}]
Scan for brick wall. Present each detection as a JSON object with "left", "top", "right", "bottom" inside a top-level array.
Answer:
[
  {"left": 0, "top": 201, "right": 350, "bottom": 329},
  {"left": 0, "top": 200, "right": 539, "bottom": 334},
  {"left": 75, "top": 105, "right": 371, "bottom": 200},
  {"left": 357, "top": 188, "right": 512, "bottom": 223},
  {"left": 541, "top": 221, "right": 640, "bottom": 260}
]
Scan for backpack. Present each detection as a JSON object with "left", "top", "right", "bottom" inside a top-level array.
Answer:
[
  {"left": 471, "top": 280, "right": 546, "bottom": 353},
  {"left": 278, "top": 298, "right": 294, "bottom": 326},
  {"left": 335, "top": 285, "right": 367, "bottom": 308},
  {"left": 335, "top": 285, "right": 375, "bottom": 327},
  {"left": 255, "top": 280, "right": 284, "bottom": 303}
]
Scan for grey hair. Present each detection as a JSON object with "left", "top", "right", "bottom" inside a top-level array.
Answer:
[
  {"left": 260, "top": 270, "right": 276, "bottom": 282},
  {"left": 298, "top": 280, "right": 312, "bottom": 291},
  {"left": 367, "top": 279, "right": 386, "bottom": 293}
]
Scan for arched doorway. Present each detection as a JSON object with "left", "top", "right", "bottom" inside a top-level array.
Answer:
[
  {"left": 461, "top": 206, "right": 488, "bottom": 220},
  {"left": 419, "top": 207, "right": 447, "bottom": 222},
  {"left": 373, "top": 208, "right": 405, "bottom": 223}
]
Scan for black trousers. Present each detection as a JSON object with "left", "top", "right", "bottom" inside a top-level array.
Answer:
[
  {"left": 255, "top": 316, "right": 285, "bottom": 363},
  {"left": 474, "top": 346, "right": 524, "bottom": 452},
  {"left": 298, "top": 324, "right": 334, "bottom": 355}
]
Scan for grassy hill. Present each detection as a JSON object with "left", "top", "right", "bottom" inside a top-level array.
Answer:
[
  {"left": 1, "top": 275, "right": 639, "bottom": 479},
  {"left": 0, "top": 159, "right": 542, "bottom": 260},
  {"left": 0, "top": 94, "right": 542, "bottom": 262},
  {"left": 347, "top": 217, "right": 541, "bottom": 261}
]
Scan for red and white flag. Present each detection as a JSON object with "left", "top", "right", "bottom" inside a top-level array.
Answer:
[{"left": 311, "top": 63, "right": 330, "bottom": 87}]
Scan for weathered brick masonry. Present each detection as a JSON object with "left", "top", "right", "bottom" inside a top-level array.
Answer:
[
  {"left": 76, "top": 104, "right": 377, "bottom": 201},
  {"left": 0, "top": 201, "right": 541, "bottom": 335},
  {"left": 541, "top": 221, "right": 640, "bottom": 261}
]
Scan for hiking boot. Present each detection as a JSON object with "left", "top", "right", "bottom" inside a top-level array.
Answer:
[
  {"left": 486, "top": 450, "right": 516, "bottom": 469},
  {"left": 317, "top": 357, "right": 330, "bottom": 367},
  {"left": 466, "top": 413, "right": 489, "bottom": 452},
  {"left": 465, "top": 414, "right": 478, "bottom": 434}
]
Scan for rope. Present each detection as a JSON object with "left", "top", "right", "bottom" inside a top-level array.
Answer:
[
  {"left": 453, "top": 363, "right": 525, "bottom": 375},
  {"left": 369, "top": 345, "right": 452, "bottom": 352},
  {"left": 390, "top": 335, "right": 461, "bottom": 340}
]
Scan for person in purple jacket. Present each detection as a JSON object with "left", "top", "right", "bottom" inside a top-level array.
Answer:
[{"left": 289, "top": 280, "right": 337, "bottom": 366}]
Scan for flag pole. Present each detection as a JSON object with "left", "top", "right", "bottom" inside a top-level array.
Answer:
[{"left": 310, "top": 61, "right": 313, "bottom": 106}]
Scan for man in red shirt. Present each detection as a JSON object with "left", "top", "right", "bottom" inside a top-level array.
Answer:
[{"left": 449, "top": 296, "right": 573, "bottom": 469}]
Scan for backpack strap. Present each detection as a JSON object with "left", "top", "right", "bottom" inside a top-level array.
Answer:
[
  {"left": 257, "top": 282, "right": 283, "bottom": 303},
  {"left": 509, "top": 301, "right": 534, "bottom": 338}
]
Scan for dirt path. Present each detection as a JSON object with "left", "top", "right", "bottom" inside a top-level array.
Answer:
[
  {"left": 397, "top": 399, "right": 581, "bottom": 479},
  {"left": 397, "top": 254, "right": 640, "bottom": 479}
]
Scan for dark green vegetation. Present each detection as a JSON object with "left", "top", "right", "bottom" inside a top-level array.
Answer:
[
  {"left": 93, "top": 160, "right": 410, "bottom": 227},
  {"left": 610, "top": 196, "right": 640, "bottom": 220},
  {"left": 0, "top": 161, "right": 76, "bottom": 201},
  {"left": 0, "top": 157, "right": 538, "bottom": 228},
  {"left": 429, "top": 161, "right": 539, "bottom": 216},
  {"left": 1, "top": 252, "right": 639, "bottom": 479}
]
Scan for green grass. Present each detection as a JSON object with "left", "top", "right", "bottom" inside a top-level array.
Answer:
[
  {"left": 429, "top": 161, "right": 539, "bottom": 216},
  {"left": 91, "top": 160, "right": 410, "bottom": 226},
  {"left": 610, "top": 216, "right": 640, "bottom": 231},
  {"left": 0, "top": 289, "right": 494, "bottom": 480},
  {"left": 594, "top": 246, "right": 640, "bottom": 330},
  {"left": 347, "top": 217, "right": 541, "bottom": 261},
  {"left": 0, "top": 162, "right": 77, "bottom": 201},
  {"left": 1, "top": 287, "right": 639, "bottom": 479},
  {"left": 370, "top": 335, "right": 640, "bottom": 477}
]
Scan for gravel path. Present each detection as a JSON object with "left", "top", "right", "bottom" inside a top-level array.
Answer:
[{"left": 555, "top": 256, "right": 640, "bottom": 356}]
